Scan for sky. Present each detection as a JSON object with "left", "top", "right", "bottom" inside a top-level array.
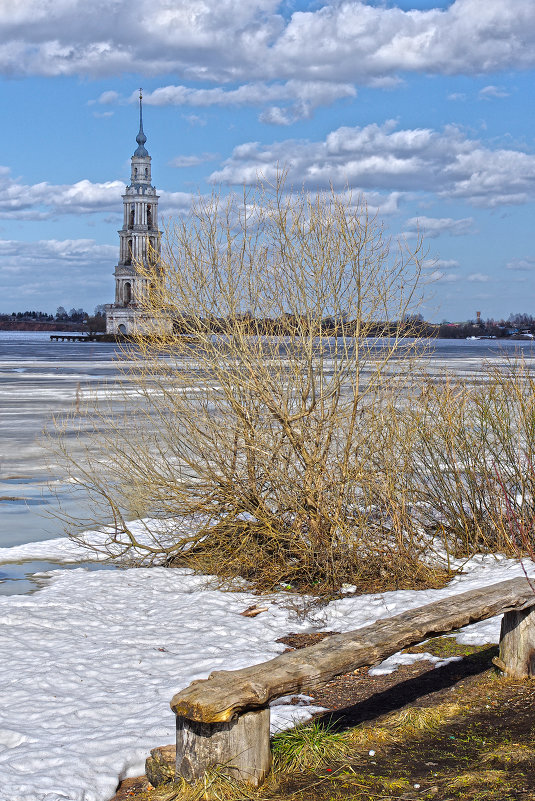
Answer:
[{"left": 1, "top": 0, "right": 535, "bottom": 322}]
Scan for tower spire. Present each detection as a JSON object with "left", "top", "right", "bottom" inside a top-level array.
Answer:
[{"left": 134, "top": 87, "right": 148, "bottom": 156}]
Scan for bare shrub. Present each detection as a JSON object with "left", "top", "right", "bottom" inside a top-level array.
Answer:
[
  {"left": 410, "top": 357, "right": 535, "bottom": 558},
  {"left": 52, "top": 177, "right": 448, "bottom": 594}
]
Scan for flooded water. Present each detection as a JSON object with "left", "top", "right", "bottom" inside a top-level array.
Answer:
[
  {"left": 0, "top": 332, "right": 126, "bottom": 592},
  {"left": 1, "top": 330, "right": 535, "bottom": 594}
]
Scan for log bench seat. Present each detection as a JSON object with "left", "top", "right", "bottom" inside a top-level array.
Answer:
[{"left": 156, "top": 576, "right": 535, "bottom": 787}]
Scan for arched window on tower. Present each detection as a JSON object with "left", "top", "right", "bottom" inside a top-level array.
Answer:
[
  {"left": 147, "top": 205, "right": 152, "bottom": 228},
  {"left": 134, "top": 168, "right": 138, "bottom": 178},
  {"left": 125, "top": 239, "right": 133, "bottom": 265},
  {"left": 124, "top": 282, "right": 132, "bottom": 305},
  {"left": 130, "top": 207, "right": 135, "bottom": 228},
  {"left": 145, "top": 167, "right": 148, "bottom": 178}
]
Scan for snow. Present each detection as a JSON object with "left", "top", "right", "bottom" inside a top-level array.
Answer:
[
  {"left": 368, "top": 651, "right": 462, "bottom": 676},
  {"left": 0, "top": 533, "right": 533, "bottom": 801}
]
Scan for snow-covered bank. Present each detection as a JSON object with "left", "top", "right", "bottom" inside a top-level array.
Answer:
[{"left": 0, "top": 536, "right": 533, "bottom": 801}]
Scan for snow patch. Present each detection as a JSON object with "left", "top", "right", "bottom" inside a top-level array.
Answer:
[{"left": 0, "top": 534, "right": 534, "bottom": 800}]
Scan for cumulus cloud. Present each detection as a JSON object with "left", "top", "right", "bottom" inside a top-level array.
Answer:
[
  {"left": 95, "top": 90, "right": 120, "bottom": 105},
  {"left": 259, "top": 106, "right": 295, "bottom": 126},
  {"left": 479, "top": 85, "right": 510, "bottom": 100},
  {"left": 506, "top": 257, "right": 535, "bottom": 271},
  {"left": 0, "top": 238, "right": 116, "bottom": 271},
  {"left": 404, "top": 216, "right": 474, "bottom": 237},
  {"left": 170, "top": 153, "right": 217, "bottom": 168},
  {"left": 184, "top": 114, "right": 207, "bottom": 127},
  {"left": 209, "top": 121, "right": 535, "bottom": 207},
  {"left": 425, "top": 270, "right": 460, "bottom": 283},
  {"left": 0, "top": 168, "right": 123, "bottom": 220},
  {"left": 1, "top": 0, "right": 535, "bottom": 82},
  {"left": 0, "top": 239, "right": 118, "bottom": 311},
  {"left": 423, "top": 258, "right": 460, "bottom": 270},
  {"left": 0, "top": 238, "right": 118, "bottom": 309},
  {"left": 0, "top": 167, "right": 192, "bottom": 220},
  {"left": 93, "top": 80, "right": 357, "bottom": 123},
  {"left": 158, "top": 190, "right": 195, "bottom": 215},
  {"left": 467, "top": 272, "right": 490, "bottom": 282}
]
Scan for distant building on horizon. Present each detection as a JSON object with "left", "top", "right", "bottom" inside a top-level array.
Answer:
[{"left": 105, "top": 91, "right": 170, "bottom": 335}]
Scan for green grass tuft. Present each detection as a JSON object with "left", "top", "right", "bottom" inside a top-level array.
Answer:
[{"left": 271, "top": 720, "right": 350, "bottom": 772}]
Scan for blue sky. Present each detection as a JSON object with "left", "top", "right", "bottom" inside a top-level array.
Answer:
[{"left": 1, "top": 0, "right": 535, "bottom": 322}]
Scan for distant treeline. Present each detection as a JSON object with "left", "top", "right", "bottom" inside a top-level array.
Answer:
[
  {"left": 172, "top": 312, "right": 535, "bottom": 339},
  {"left": 0, "top": 305, "right": 107, "bottom": 332},
  {"left": 2, "top": 308, "right": 534, "bottom": 339},
  {"left": 437, "top": 313, "right": 535, "bottom": 339},
  {"left": 171, "top": 313, "right": 435, "bottom": 338}
]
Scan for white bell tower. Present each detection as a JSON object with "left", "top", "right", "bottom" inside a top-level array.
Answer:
[{"left": 106, "top": 90, "right": 169, "bottom": 335}]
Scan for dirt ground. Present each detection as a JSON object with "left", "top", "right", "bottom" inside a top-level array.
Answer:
[{"left": 110, "top": 634, "right": 535, "bottom": 801}]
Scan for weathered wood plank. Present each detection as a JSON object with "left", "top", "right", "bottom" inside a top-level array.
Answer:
[
  {"left": 170, "top": 576, "right": 535, "bottom": 723},
  {"left": 176, "top": 708, "right": 271, "bottom": 786},
  {"left": 499, "top": 606, "right": 535, "bottom": 678}
]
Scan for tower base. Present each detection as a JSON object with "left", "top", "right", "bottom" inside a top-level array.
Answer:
[{"left": 105, "top": 304, "right": 172, "bottom": 336}]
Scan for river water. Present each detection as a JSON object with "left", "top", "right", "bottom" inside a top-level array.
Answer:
[{"left": 1, "top": 330, "right": 535, "bottom": 594}]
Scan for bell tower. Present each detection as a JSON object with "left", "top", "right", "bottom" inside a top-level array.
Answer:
[{"left": 106, "top": 90, "right": 168, "bottom": 335}]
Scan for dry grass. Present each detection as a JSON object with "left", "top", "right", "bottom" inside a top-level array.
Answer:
[
  {"left": 481, "top": 742, "right": 535, "bottom": 765},
  {"left": 348, "top": 703, "right": 464, "bottom": 749},
  {"left": 445, "top": 769, "right": 507, "bottom": 790}
]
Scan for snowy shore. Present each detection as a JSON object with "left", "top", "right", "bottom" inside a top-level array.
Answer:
[{"left": 0, "top": 530, "right": 533, "bottom": 801}]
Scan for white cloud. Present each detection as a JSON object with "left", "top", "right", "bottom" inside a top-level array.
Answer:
[
  {"left": 467, "top": 272, "right": 490, "bottom": 282},
  {"left": 1, "top": 0, "right": 535, "bottom": 82},
  {"left": 97, "top": 81, "right": 357, "bottom": 124},
  {"left": 170, "top": 153, "right": 217, "bottom": 168},
  {"left": 96, "top": 90, "right": 120, "bottom": 104},
  {"left": 259, "top": 106, "right": 295, "bottom": 126},
  {"left": 425, "top": 270, "right": 460, "bottom": 283},
  {"left": 423, "top": 258, "right": 460, "bottom": 270},
  {"left": 404, "top": 216, "right": 474, "bottom": 237},
  {"left": 0, "top": 237, "right": 118, "bottom": 310},
  {"left": 158, "top": 190, "right": 195, "bottom": 215},
  {"left": 479, "top": 85, "right": 510, "bottom": 100},
  {"left": 184, "top": 114, "right": 207, "bottom": 127},
  {"left": 506, "top": 258, "right": 535, "bottom": 271},
  {"left": 209, "top": 121, "right": 535, "bottom": 208},
  {"left": 448, "top": 92, "right": 467, "bottom": 102},
  {"left": 0, "top": 167, "right": 123, "bottom": 219},
  {"left": 140, "top": 81, "right": 356, "bottom": 111},
  {"left": 0, "top": 167, "right": 192, "bottom": 220},
  {"left": 0, "top": 238, "right": 116, "bottom": 270}
]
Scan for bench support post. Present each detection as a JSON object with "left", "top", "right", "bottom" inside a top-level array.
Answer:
[
  {"left": 499, "top": 605, "right": 535, "bottom": 678},
  {"left": 175, "top": 707, "right": 271, "bottom": 787}
]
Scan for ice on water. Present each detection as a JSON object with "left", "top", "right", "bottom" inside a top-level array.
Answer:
[{"left": 2, "top": 332, "right": 535, "bottom": 800}]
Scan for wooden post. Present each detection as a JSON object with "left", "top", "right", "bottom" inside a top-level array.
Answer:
[
  {"left": 499, "top": 605, "right": 535, "bottom": 678},
  {"left": 176, "top": 707, "right": 271, "bottom": 787}
]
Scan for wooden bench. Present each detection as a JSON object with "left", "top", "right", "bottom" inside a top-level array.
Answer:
[{"left": 162, "top": 576, "right": 535, "bottom": 787}]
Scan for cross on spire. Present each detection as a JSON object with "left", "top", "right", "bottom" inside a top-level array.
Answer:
[{"left": 134, "top": 87, "right": 148, "bottom": 156}]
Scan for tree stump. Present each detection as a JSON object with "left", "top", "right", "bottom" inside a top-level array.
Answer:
[
  {"left": 175, "top": 707, "right": 271, "bottom": 787},
  {"left": 499, "top": 605, "right": 535, "bottom": 678}
]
